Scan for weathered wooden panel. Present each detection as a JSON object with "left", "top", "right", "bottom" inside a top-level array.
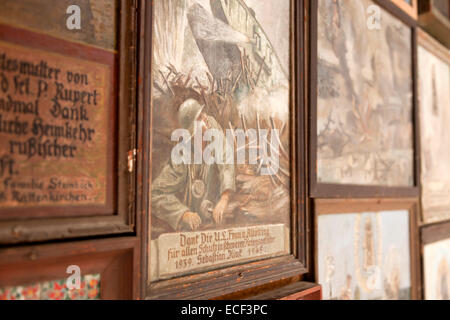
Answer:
[{"left": 0, "top": 25, "right": 116, "bottom": 218}]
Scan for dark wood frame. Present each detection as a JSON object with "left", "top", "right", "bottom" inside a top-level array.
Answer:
[
  {"left": 391, "top": 0, "right": 418, "bottom": 19},
  {"left": 420, "top": 221, "right": 450, "bottom": 299},
  {"left": 419, "top": 0, "right": 450, "bottom": 48},
  {"left": 309, "top": 0, "right": 421, "bottom": 199},
  {"left": 138, "top": 0, "right": 309, "bottom": 300},
  {"left": 0, "top": 237, "right": 140, "bottom": 300},
  {"left": 0, "top": 0, "right": 138, "bottom": 244},
  {"left": 417, "top": 27, "right": 450, "bottom": 63},
  {"left": 244, "top": 281, "right": 322, "bottom": 300},
  {"left": 421, "top": 221, "right": 450, "bottom": 246},
  {"left": 314, "top": 198, "right": 422, "bottom": 300},
  {"left": 417, "top": 28, "right": 450, "bottom": 224},
  {"left": 420, "top": 0, "right": 450, "bottom": 19}
]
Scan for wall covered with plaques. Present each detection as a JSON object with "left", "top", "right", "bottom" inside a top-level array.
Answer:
[{"left": 0, "top": 0, "right": 450, "bottom": 301}]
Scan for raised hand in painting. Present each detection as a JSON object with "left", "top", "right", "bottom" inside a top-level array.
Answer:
[
  {"left": 182, "top": 212, "right": 202, "bottom": 230},
  {"left": 213, "top": 191, "right": 230, "bottom": 225}
]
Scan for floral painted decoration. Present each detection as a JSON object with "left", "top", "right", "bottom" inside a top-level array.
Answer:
[{"left": 0, "top": 274, "right": 101, "bottom": 300}]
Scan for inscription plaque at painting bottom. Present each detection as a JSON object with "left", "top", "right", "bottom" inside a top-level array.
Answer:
[{"left": 151, "top": 224, "right": 289, "bottom": 281}]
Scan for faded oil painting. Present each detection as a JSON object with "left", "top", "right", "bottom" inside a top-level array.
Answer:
[
  {"left": 418, "top": 46, "right": 450, "bottom": 223},
  {"left": 149, "top": 0, "right": 292, "bottom": 281},
  {"left": 424, "top": 238, "right": 450, "bottom": 300},
  {"left": 318, "top": 210, "right": 411, "bottom": 300},
  {"left": 317, "top": 0, "right": 414, "bottom": 186}
]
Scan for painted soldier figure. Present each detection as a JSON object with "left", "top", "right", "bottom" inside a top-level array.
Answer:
[{"left": 151, "top": 99, "right": 236, "bottom": 231}]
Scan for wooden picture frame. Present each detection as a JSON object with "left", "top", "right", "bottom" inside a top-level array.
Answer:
[
  {"left": 0, "top": 0, "right": 137, "bottom": 244},
  {"left": 309, "top": 0, "right": 420, "bottom": 198},
  {"left": 244, "top": 281, "right": 322, "bottom": 300},
  {"left": 417, "top": 27, "right": 450, "bottom": 63},
  {"left": 420, "top": 221, "right": 450, "bottom": 300},
  {"left": 421, "top": 221, "right": 450, "bottom": 247},
  {"left": 0, "top": 237, "right": 140, "bottom": 300},
  {"left": 391, "top": 0, "right": 418, "bottom": 19},
  {"left": 314, "top": 198, "right": 422, "bottom": 300},
  {"left": 138, "top": 0, "right": 309, "bottom": 300},
  {"left": 417, "top": 28, "right": 450, "bottom": 224},
  {"left": 419, "top": 0, "right": 450, "bottom": 48}
]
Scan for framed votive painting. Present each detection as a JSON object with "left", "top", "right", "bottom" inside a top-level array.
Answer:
[
  {"left": 418, "top": 29, "right": 450, "bottom": 223},
  {"left": 142, "top": 0, "right": 307, "bottom": 299},
  {"left": 310, "top": 0, "right": 418, "bottom": 197},
  {"left": 316, "top": 199, "right": 420, "bottom": 300},
  {"left": 422, "top": 222, "right": 450, "bottom": 300}
]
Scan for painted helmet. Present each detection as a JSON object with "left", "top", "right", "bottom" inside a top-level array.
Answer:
[{"left": 178, "top": 99, "right": 204, "bottom": 135}]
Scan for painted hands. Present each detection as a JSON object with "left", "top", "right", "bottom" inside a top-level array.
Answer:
[
  {"left": 213, "top": 191, "right": 230, "bottom": 225},
  {"left": 182, "top": 212, "right": 202, "bottom": 230}
]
